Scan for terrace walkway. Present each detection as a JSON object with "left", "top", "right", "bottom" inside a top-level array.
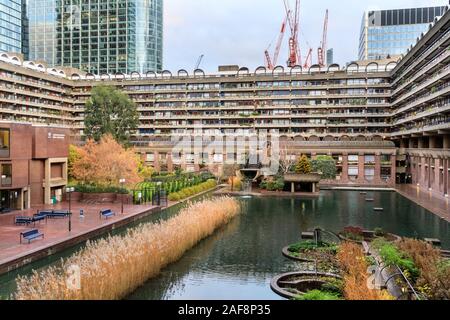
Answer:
[
  {"left": 396, "top": 184, "right": 450, "bottom": 222},
  {"left": 0, "top": 202, "right": 160, "bottom": 275}
]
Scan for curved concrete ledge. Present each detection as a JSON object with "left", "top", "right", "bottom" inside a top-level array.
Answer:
[{"left": 270, "top": 271, "right": 342, "bottom": 299}]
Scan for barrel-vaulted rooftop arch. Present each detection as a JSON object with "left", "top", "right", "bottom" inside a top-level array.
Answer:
[
  {"left": 177, "top": 69, "right": 189, "bottom": 77},
  {"left": 255, "top": 66, "right": 267, "bottom": 75},
  {"left": 385, "top": 61, "right": 397, "bottom": 72},
  {"left": 327, "top": 64, "right": 340, "bottom": 72},
  {"left": 85, "top": 73, "right": 96, "bottom": 80},
  {"left": 193, "top": 68, "right": 205, "bottom": 78},
  {"left": 237, "top": 67, "right": 250, "bottom": 76},
  {"left": 365, "top": 62, "right": 379, "bottom": 73},
  {"left": 114, "top": 72, "right": 126, "bottom": 80},
  {"left": 145, "top": 71, "right": 157, "bottom": 78},
  {"left": 309, "top": 64, "right": 321, "bottom": 73},
  {"left": 161, "top": 70, "right": 172, "bottom": 78},
  {"left": 290, "top": 65, "right": 302, "bottom": 75},
  {"left": 130, "top": 71, "right": 141, "bottom": 79},
  {"left": 346, "top": 62, "right": 359, "bottom": 73},
  {"left": 99, "top": 73, "right": 111, "bottom": 80},
  {"left": 272, "top": 65, "right": 285, "bottom": 75}
]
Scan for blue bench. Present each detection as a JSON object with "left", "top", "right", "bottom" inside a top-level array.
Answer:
[
  {"left": 100, "top": 209, "right": 116, "bottom": 219},
  {"left": 46, "top": 210, "right": 70, "bottom": 219},
  {"left": 15, "top": 216, "right": 33, "bottom": 225},
  {"left": 20, "top": 229, "right": 44, "bottom": 244}
]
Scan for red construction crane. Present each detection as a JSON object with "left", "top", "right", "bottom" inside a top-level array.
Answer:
[
  {"left": 303, "top": 48, "right": 313, "bottom": 69},
  {"left": 265, "top": 12, "right": 289, "bottom": 70},
  {"left": 317, "top": 9, "right": 328, "bottom": 68},
  {"left": 284, "top": 0, "right": 301, "bottom": 67}
]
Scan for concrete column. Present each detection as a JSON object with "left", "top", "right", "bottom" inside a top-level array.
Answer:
[
  {"left": 181, "top": 153, "right": 187, "bottom": 171},
  {"left": 434, "top": 158, "right": 441, "bottom": 193},
  {"left": 418, "top": 137, "right": 425, "bottom": 149},
  {"left": 291, "top": 182, "right": 295, "bottom": 193},
  {"left": 427, "top": 157, "right": 432, "bottom": 190},
  {"left": 400, "top": 139, "right": 407, "bottom": 149},
  {"left": 409, "top": 138, "right": 415, "bottom": 149},
  {"left": 443, "top": 135, "right": 450, "bottom": 149},
  {"left": 429, "top": 136, "right": 437, "bottom": 149},
  {"left": 153, "top": 151, "right": 160, "bottom": 172},
  {"left": 341, "top": 153, "right": 349, "bottom": 183},
  {"left": 44, "top": 159, "right": 51, "bottom": 205},
  {"left": 167, "top": 153, "right": 174, "bottom": 173},
  {"left": 312, "top": 183, "right": 316, "bottom": 193},
  {"left": 375, "top": 153, "right": 382, "bottom": 184},
  {"left": 357, "top": 154, "right": 365, "bottom": 184},
  {"left": 19, "top": 189, "right": 24, "bottom": 211},
  {"left": 444, "top": 159, "right": 449, "bottom": 196},
  {"left": 390, "top": 154, "right": 397, "bottom": 186}
]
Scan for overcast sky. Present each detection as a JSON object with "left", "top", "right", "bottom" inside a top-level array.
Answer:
[{"left": 163, "top": 0, "right": 448, "bottom": 72}]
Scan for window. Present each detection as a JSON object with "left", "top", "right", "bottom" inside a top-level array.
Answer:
[
  {"left": 348, "top": 155, "right": 359, "bottom": 163},
  {"left": 0, "top": 129, "right": 10, "bottom": 158},
  {"left": 348, "top": 166, "right": 359, "bottom": 181},
  {"left": 365, "top": 155, "right": 375, "bottom": 164},
  {"left": 365, "top": 168, "right": 375, "bottom": 181},
  {"left": 1, "top": 164, "right": 12, "bottom": 186},
  {"left": 145, "top": 153, "right": 154, "bottom": 162}
]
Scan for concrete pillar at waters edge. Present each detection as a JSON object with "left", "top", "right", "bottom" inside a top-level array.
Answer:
[
  {"left": 390, "top": 154, "right": 397, "bottom": 187},
  {"left": 409, "top": 138, "right": 415, "bottom": 149},
  {"left": 434, "top": 157, "right": 441, "bottom": 193},
  {"left": 375, "top": 153, "right": 382, "bottom": 184},
  {"left": 291, "top": 182, "right": 295, "bottom": 193},
  {"left": 357, "top": 154, "right": 365, "bottom": 184}
]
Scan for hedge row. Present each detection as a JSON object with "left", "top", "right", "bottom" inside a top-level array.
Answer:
[{"left": 168, "top": 179, "right": 217, "bottom": 201}]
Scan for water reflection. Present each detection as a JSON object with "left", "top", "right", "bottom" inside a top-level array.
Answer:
[{"left": 128, "top": 191, "right": 449, "bottom": 300}]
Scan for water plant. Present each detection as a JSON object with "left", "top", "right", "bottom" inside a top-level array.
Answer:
[{"left": 14, "top": 197, "right": 241, "bottom": 300}]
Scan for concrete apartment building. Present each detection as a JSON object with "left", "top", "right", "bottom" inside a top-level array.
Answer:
[
  {"left": 0, "top": 123, "right": 69, "bottom": 211},
  {"left": 0, "top": 7, "right": 448, "bottom": 198}
]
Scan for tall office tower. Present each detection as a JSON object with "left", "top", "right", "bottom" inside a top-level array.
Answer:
[
  {"left": 326, "top": 48, "right": 333, "bottom": 65},
  {"left": 27, "top": 0, "right": 163, "bottom": 74},
  {"left": 0, "top": 0, "right": 23, "bottom": 55},
  {"left": 359, "top": 6, "right": 446, "bottom": 60}
]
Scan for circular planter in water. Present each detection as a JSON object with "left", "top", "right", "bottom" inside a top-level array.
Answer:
[
  {"left": 270, "top": 271, "right": 342, "bottom": 300},
  {"left": 282, "top": 246, "right": 315, "bottom": 262}
]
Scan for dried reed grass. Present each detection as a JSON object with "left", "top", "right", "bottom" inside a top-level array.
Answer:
[
  {"left": 337, "top": 242, "right": 393, "bottom": 300},
  {"left": 15, "top": 197, "right": 241, "bottom": 300}
]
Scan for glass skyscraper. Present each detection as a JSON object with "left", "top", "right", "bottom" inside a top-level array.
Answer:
[
  {"left": 27, "top": 0, "right": 163, "bottom": 74},
  {"left": 359, "top": 6, "right": 446, "bottom": 61},
  {"left": 0, "top": 0, "right": 23, "bottom": 54}
]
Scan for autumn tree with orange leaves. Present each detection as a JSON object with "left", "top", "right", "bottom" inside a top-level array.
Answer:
[{"left": 71, "top": 134, "right": 143, "bottom": 188}]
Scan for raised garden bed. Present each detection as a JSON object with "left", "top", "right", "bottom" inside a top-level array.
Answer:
[
  {"left": 282, "top": 240, "right": 340, "bottom": 274},
  {"left": 338, "top": 226, "right": 401, "bottom": 244}
]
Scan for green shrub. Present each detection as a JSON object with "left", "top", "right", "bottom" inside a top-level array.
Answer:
[
  {"left": 168, "top": 193, "right": 181, "bottom": 201},
  {"left": 296, "top": 290, "right": 341, "bottom": 301},
  {"left": 373, "top": 239, "right": 419, "bottom": 280}
]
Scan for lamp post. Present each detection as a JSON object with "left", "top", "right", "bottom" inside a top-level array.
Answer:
[
  {"left": 119, "top": 178, "right": 126, "bottom": 214},
  {"left": 66, "top": 187, "right": 75, "bottom": 232}
]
